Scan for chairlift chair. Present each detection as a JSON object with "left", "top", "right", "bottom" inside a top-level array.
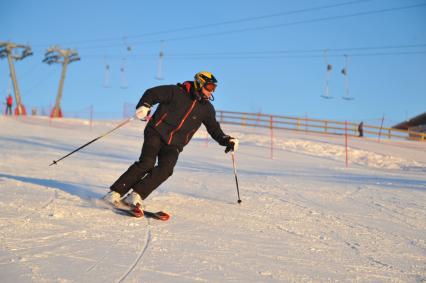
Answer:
[
  {"left": 103, "top": 62, "right": 110, "bottom": 88},
  {"left": 321, "top": 50, "right": 333, "bottom": 99},
  {"left": 156, "top": 41, "right": 165, "bottom": 80},
  {"left": 341, "top": 55, "right": 354, "bottom": 101},
  {"left": 120, "top": 59, "right": 128, "bottom": 89}
]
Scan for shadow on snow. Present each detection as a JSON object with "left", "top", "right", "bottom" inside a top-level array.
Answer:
[{"left": 0, "top": 172, "right": 103, "bottom": 200}]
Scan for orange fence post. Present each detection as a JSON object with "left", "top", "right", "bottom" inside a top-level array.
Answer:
[
  {"left": 345, "top": 120, "right": 349, "bottom": 168},
  {"left": 49, "top": 102, "right": 52, "bottom": 127},
  {"left": 378, "top": 115, "right": 385, "bottom": 143},
  {"left": 90, "top": 105, "right": 93, "bottom": 131}
]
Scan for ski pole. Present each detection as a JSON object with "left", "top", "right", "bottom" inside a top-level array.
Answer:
[
  {"left": 231, "top": 151, "right": 242, "bottom": 204},
  {"left": 49, "top": 116, "right": 135, "bottom": 166}
]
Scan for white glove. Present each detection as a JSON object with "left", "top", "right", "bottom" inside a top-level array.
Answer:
[{"left": 135, "top": 106, "right": 150, "bottom": 120}]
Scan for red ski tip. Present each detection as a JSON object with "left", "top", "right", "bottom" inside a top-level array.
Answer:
[
  {"left": 132, "top": 205, "right": 144, "bottom": 218},
  {"left": 157, "top": 212, "right": 170, "bottom": 221}
]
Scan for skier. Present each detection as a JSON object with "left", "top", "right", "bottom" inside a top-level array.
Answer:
[
  {"left": 103, "top": 71, "right": 239, "bottom": 208},
  {"left": 358, "top": 121, "right": 364, "bottom": 137},
  {"left": 5, "top": 94, "right": 13, "bottom": 115}
]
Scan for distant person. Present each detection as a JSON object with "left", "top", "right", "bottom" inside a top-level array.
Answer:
[
  {"left": 358, "top": 121, "right": 364, "bottom": 137},
  {"left": 6, "top": 94, "right": 13, "bottom": 115},
  {"left": 103, "top": 71, "right": 239, "bottom": 212}
]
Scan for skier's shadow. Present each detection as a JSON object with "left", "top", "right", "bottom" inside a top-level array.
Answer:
[{"left": 0, "top": 173, "right": 102, "bottom": 200}]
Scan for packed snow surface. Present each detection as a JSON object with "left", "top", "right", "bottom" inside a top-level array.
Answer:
[{"left": 0, "top": 116, "right": 425, "bottom": 282}]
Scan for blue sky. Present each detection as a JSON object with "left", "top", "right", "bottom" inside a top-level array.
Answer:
[{"left": 1, "top": 0, "right": 425, "bottom": 126}]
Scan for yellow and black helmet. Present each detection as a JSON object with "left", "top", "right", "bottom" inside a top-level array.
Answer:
[{"left": 194, "top": 71, "right": 217, "bottom": 90}]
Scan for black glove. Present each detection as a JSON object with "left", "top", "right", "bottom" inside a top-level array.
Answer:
[{"left": 224, "top": 136, "right": 239, "bottom": 153}]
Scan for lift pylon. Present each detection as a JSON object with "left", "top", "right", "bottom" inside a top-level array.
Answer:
[
  {"left": 0, "top": 41, "right": 33, "bottom": 115},
  {"left": 43, "top": 46, "right": 80, "bottom": 118}
]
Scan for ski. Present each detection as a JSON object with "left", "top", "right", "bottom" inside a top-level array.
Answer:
[
  {"left": 111, "top": 201, "right": 170, "bottom": 221},
  {"left": 115, "top": 204, "right": 144, "bottom": 218},
  {"left": 143, "top": 210, "right": 170, "bottom": 221}
]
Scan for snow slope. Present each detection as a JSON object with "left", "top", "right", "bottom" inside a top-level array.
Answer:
[{"left": 0, "top": 116, "right": 425, "bottom": 283}]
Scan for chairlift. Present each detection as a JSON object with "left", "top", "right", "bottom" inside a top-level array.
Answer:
[
  {"left": 341, "top": 55, "right": 354, "bottom": 101},
  {"left": 321, "top": 49, "right": 333, "bottom": 99},
  {"left": 120, "top": 58, "right": 128, "bottom": 89},
  {"left": 43, "top": 55, "right": 60, "bottom": 64},
  {"left": 119, "top": 38, "right": 132, "bottom": 89},
  {"left": 156, "top": 41, "right": 165, "bottom": 80},
  {"left": 103, "top": 58, "right": 110, "bottom": 88},
  {"left": 69, "top": 53, "right": 80, "bottom": 63},
  {"left": 123, "top": 37, "right": 132, "bottom": 52},
  {"left": 13, "top": 47, "right": 31, "bottom": 61},
  {"left": 22, "top": 48, "right": 33, "bottom": 58},
  {"left": 0, "top": 45, "right": 6, "bottom": 59}
]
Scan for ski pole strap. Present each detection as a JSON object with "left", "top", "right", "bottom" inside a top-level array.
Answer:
[{"left": 49, "top": 116, "right": 135, "bottom": 166}]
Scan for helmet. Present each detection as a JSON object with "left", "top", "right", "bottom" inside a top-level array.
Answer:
[{"left": 194, "top": 71, "right": 217, "bottom": 90}]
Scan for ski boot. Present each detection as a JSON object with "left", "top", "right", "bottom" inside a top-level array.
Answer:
[{"left": 103, "top": 190, "right": 121, "bottom": 207}]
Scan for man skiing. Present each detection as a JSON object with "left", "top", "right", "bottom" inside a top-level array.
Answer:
[
  {"left": 103, "top": 71, "right": 239, "bottom": 209},
  {"left": 6, "top": 94, "right": 13, "bottom": 115}
]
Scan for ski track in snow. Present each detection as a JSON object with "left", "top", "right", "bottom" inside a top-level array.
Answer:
[
  {"left": 85, "top": 237, "right": 120, "bottom": 273},
  {"left": 116, "top": 218, "right": 152, "bottom": 283},
  {"left": 1, "top": 116, "right": 425, "bottom": 282},
  {"left": 85, "top": 200, "right": 155, "bottom": 282}
]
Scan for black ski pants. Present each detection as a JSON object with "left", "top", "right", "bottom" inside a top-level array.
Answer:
[{"left": 110, "top": 129, "right": 179, "bottom": 199}]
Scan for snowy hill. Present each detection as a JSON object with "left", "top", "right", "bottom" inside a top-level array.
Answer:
[{"left": 0, "top": 116, "right": 425, "bottom": 283}]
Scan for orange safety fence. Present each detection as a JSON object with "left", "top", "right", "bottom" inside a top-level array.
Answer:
[{"left": 216, "top": 110, "right": 426, "bottom": 142}]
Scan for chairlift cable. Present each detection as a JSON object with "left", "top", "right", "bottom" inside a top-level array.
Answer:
[
  {"left": 103, "top": 56, "right": 110, "bottom": 88},
  {"left": 120, "top": 58, "right": 128, "bottom": 89}
]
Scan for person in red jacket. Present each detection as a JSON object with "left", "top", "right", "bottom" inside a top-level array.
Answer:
[
  {"left": 6, "top": 94, "right": 13, "bottom": 115},
  {"left": 103, "top": 71, "right": 239, "bottom": 208}
]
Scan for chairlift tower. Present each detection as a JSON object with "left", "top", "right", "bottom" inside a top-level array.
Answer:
[
  {"left": 43, "top": 46, "right": 80, "bottom": 118},
  {"left": 0, "top": 41, "right": 33, "bottom": 115}
]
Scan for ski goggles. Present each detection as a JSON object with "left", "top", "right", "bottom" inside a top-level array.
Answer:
[{"left": 203, "top": 83, "right": 217, "bottom": 92}]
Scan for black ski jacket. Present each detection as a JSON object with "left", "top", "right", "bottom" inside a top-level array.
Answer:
[{"left": 136, "top": 81, "right": 229, "bottom": 151}]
